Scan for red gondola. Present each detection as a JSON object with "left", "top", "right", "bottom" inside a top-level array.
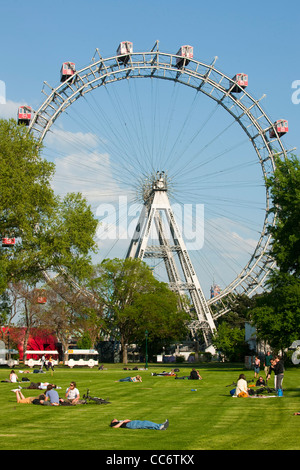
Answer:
[
  {"left": 2, "top": 237, "right": 15, "bottom": 247},
  {"left": 176, "top": 45, "right": 193, "bottom": 68},
  {"left": 231, "top": 73, "right": 248, "bottom": 93},
  {"left": 269, "top": 120, "right": 288, "bottom": 138},
  {"left": 17, "top": 106, "right": 32, "bottom": 125},
  {"left": 60, "top": 62, "right": 76, "bottom": 82},
  {"left": 116, "top": 41, "right": 133, "bottom": 65},
  {"left": 37, "top": 296, "right": 47, "bottom": 304}
]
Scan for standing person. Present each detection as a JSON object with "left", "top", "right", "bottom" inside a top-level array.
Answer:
[
  {"left": 65, "top": 381, "right": 80, "bottom": 404},
  {"left": 110, "top": 418, "right": 169, "bottom": 430},
  {"left": 273, "top": 356, "right": 284, "bottom": 392},
  {"left": 40, "top": 354, "right": 46, "bottom": 370},
  {"left": 264, "top": 351, "right": 273, "bottom": 379},
  {"left": 233, "top": 374, "right": 249, "bottom": 397},
  {"left": 43, "top": 384, "right": 60, "bottom": 406},
  {"left": 47, "top": 356, "right": 54, "bottom": 372},
  {"left": 253, "top": 356, "right": 261, "bottom": 379},
  {"left": 266, "top": 359, "right": 276, "bottom": 385}
]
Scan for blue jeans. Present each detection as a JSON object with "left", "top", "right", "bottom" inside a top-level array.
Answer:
[
  {"left": 119, "top": 377, "right": 131, "bottom": 382},
  {"left": 125, "top": 420, "right": 162, "bottom": 430}
]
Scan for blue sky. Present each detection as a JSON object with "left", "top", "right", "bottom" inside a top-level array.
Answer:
[
  {"left": 1, "top": 0, "right": 298, "bottom": 133},
  {"left": 0, "top": 0, "right": 299, "bottom": 296}
]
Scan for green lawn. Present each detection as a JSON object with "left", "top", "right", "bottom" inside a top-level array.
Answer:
[{"left": 0, "top": 363, "right": 299, "bottom": 450}]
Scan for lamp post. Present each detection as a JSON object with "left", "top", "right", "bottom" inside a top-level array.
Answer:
[{"left": 145, "top": 330, "right": 148, "bottom": 369}]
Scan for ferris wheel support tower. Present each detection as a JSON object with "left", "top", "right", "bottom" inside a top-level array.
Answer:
[{"left": 126, "top": 172, "right": 216, "bottom": 350}]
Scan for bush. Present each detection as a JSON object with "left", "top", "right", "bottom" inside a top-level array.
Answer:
[{"left": 175, "top": 355, "right": 185, "bottom": 363}]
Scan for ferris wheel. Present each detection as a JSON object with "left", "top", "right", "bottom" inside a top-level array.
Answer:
[{"left": 20, "top": 40, "right": 291, "bottom": 321}]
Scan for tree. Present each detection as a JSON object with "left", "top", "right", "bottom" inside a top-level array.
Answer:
[
  {"left": 90, "top": 258, "right": 190, "bottom": 363},
  {"left": 117, "top": 283, "right": 189, "bottom": 362},
  {"left": 2, "top": 281, "right": 46, "bottom": 356},
  {"left": 0, "top": 290, "right": 12, "bottom": 326},
  {"left": 266, "top": 154, "right": 300, "bottom": 276},
  {"left": 248, "top": 273, "right": 300, "bottom": 352},
  {"left": 36, "top": 277, "right": 103, "bottom": 361},
  {"left": 34, "top": 192, "right": 99, "bottom": 281},
  {"left": 0, "top": 119, "right": 98, "bottom": 291},
  {"left": 246, "top": 155, "right": 300, "bottom": 351},
  {"left": 211, "top": 322, "right": 247, "bottom": 362}
]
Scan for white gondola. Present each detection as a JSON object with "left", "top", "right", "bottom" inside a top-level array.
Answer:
[
  {"left": 175, "top": 45, "right": 193, "bottom": 68},
  {"left": 60, "top": 62, "right": 76, "bottom": 82},
  {"left": 116, "top": 41, "right": 133, "bottom": 65},
  {"left": 231, "top": 73, "right": 248, "bottom": 93}
]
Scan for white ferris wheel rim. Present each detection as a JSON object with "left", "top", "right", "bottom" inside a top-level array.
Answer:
[{"left": 27, "top": 44, "right": 290, "bottom": 317}]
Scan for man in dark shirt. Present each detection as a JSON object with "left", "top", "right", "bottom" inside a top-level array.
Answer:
[
  {"left": 189, "top": 369, "right": 202, "bottom": 380},
  {"left": 274, "top": 356, "right": 284, "bottom": 392}
]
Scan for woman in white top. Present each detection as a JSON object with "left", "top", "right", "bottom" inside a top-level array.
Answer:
[
  {"left": 65, "top": 381, "right": 80, "bottom": 404},
  {"left": 234, "top": 374, "right": 249, "bottom": 397},
  {"left": 9, "top": 370, "right": 18, "bottom": 383}
]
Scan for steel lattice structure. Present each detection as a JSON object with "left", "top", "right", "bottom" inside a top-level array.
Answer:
[{"left": 28, "top": 42, "right": 291, "bottom": 322}]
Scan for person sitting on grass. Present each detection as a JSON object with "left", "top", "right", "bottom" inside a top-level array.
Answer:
[
  {"left": 65, "top": 381, "right": 80, "bottom": 404},
  {"left": 115, "top": 375, "right": 142, "bottom": 382},
  {"left": 255, "top": 376, "right": 266, "bottom": 387},
  {"left": 189, "top": 368, "right": 202, "bottom": 380},
  {"left": 1, "top": 370, "right": 19, "bottom": 383},
  {"left": 175, "top": 368, "right": 203, "bottom": 380},
  {"left": 233, "top": 374, "right": 249, "bottom": 397},
  {"left": 9, "top": 370, "right": 19, "bottom": 383},
  {"left": 110, "top": 418, "right": 169, "bottom": 430},
  {"left": 43, "top": 384, "right": 60, "bottom": 406}
]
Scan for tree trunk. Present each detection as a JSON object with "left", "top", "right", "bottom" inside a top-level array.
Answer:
[{"left": 121, "top": 337, "right": 128, "bottom": 364}]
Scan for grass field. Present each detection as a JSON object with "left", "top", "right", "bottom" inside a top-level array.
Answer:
[{"left": 0, "top": 362, "right": 299, "bottom": 451}]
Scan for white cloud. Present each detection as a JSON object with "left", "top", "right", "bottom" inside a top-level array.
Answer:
[
  {"left": 202, "top": 215, "right": 258, "bottom": 263},
  {"left": 0, "top": 99, "right": 27, "bottom": 119},
  {"left": 43, "top": 127, "right": 128, "bottom": 205},
  {"left": 45, "top": 127, "right": 99, "bottom": 153}
]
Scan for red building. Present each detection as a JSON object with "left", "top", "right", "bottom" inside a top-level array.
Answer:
[{"left": 1, "top": 326, "right": 58, "bottom": 361}]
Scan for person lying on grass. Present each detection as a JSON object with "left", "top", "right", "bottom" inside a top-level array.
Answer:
[
  {"left": 151, "top": 370, "right": 177, "bottom": 377},
  {"left": 115, "top": 375, "right": 142, "bottom": 382},
  {"left": 21, "top": 381, "right": 59, "bottom": 390},
  {"left": 175, "top": 369, "right": 203, "bottom": 380},
  {"left": 110, "top": 418, "right": 169, "bottom": 430},
  {"left": 12, "top": 389, "right": 46, "bottom": 405}
]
